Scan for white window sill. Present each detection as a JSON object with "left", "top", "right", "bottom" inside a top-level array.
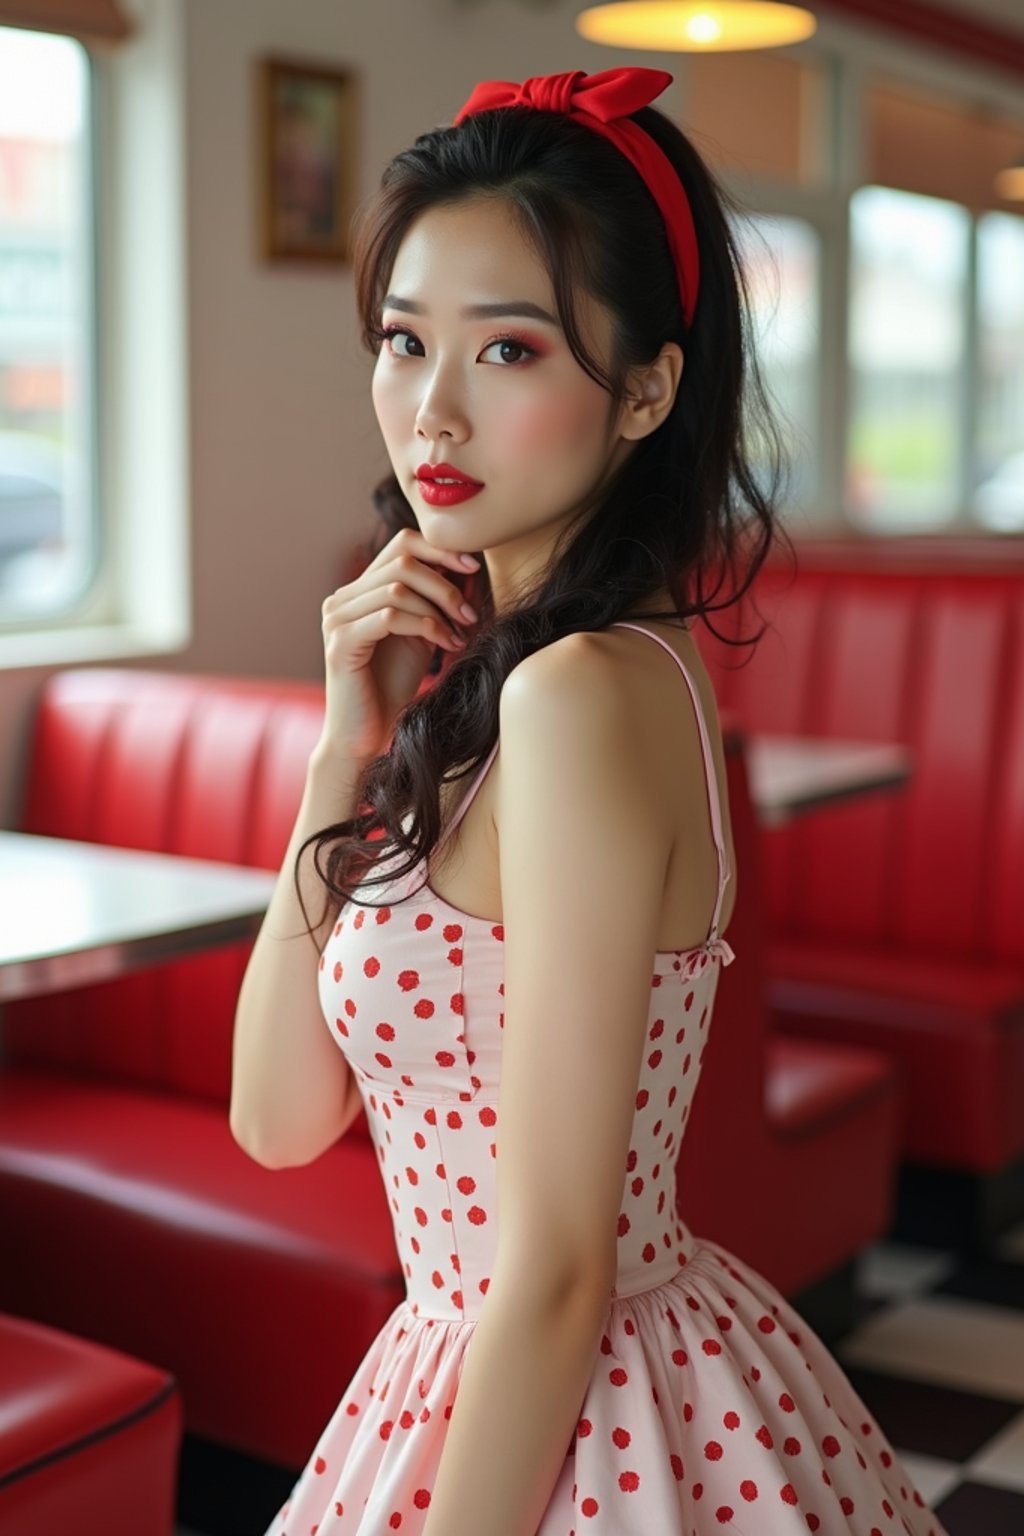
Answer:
[{"left": 0, "top": 622, "right": 187, "bottom": 672}]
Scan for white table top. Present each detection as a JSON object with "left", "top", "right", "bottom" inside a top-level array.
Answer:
[
  {"left": 748, "top": 734, "right": 913, "bottom": 828},
  {"left": 0, "top": 832, "right": 277, "bottom": 1003}
]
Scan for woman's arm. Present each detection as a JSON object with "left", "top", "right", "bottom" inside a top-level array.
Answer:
[
  {"left": 230, "top": 741, "right": 372, "bottom": 1167},
  {"left": 421, "top": 634, "right": 674, "bottom": 1536}
]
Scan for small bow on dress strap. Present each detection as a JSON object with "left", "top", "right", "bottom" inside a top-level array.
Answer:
[{"left": 680, "top": 933, "right": 736, "bottom": 977}]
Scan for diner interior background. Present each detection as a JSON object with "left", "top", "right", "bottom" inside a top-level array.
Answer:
[{"left": 1, "top": 2, "right": 1023, "bottom": 1535}]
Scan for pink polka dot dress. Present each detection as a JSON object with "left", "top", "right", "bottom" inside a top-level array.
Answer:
[{"left": 264, "top": 622, "right": 950, "bottom": 1536}]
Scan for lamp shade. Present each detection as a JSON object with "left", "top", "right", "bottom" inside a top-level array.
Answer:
[
  {"left": 576, "top": 1, "right": 817, "bottom": 51},
  {"left": 994, "top": 158, "right": 1024, "bottom": 202}
]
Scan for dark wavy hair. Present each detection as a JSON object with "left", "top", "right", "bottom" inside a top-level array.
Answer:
[{"left": 294, "top": 93, "right": 796, "bottom": 938}]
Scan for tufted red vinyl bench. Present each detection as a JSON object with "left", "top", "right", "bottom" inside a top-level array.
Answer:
[
  {"left": 0, "top": 1310, "right": 181, "bottom": 1536},
  {"left": 0, "top": 664, "right": 900, "bottom": 1471},
  {"left": 699, "top": 537, "right": 1024, "bottom": 1247}
]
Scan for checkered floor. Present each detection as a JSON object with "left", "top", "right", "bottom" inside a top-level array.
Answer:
[{"left": 174, "top": 1219, "right": 1024, "bottom": 1536}]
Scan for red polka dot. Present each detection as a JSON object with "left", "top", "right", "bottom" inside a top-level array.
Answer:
[{"left": 740, "top": 1480, "right": 758, "bottom": 1501}]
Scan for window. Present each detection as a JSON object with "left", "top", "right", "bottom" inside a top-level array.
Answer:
[
  {"left": 0, "top": 25, "right": 97, "bottom": 621},
  {"left": 734, "top": 212, "right": 822, "bottom": 515},
  {"left": 973, "top": 212, "right": 1024, "bottom": 532},
  {"left": 847, "top": 186, "right": 969, "bottom": 530}
]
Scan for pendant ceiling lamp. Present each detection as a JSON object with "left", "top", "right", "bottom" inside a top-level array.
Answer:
[
  {"left": 576, "top": 1, "right": 817, "bottom": 52},
  {"left": 994, "top": 156, "right": 1024, "bottom": 202}
]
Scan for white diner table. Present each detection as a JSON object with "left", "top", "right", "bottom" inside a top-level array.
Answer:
[
  {"left": 0, "top": 831, "right": 277, "bottom": 1003},
  {"left": 746, "top": 734, "right": 913, "bottom": 828}
]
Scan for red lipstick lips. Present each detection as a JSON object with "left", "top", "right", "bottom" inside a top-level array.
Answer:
[{"left": 415, "top": 460, "right": 484, "bottom": 507}]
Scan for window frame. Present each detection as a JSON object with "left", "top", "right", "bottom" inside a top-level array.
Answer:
[{"left": 709, "top": 34, "right": 1024, "bottom": 536}]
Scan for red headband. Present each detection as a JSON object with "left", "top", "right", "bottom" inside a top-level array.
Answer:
[{"left": 453, "top": 67, "right": 700, "bottom": 329}]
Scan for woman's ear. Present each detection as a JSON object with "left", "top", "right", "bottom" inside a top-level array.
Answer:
[{"left": 618, "top": 342, "right": 684, "bottom": 441}]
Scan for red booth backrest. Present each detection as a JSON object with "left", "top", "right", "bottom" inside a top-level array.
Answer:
[
  {"left": 10, "top": 668, "right": 359, "bottom": 1114},
  {"left": 699, "top": 543, "right": 1024, "bottom": 964}
]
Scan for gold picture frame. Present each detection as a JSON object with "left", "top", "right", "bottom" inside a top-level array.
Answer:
[{"left": 257, "top": 56, "right": 358, "bottom": 264}]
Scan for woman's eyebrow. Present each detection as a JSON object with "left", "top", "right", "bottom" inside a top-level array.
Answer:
[{"left": 382, "top": 294, "right": 560, "bottom": 326}]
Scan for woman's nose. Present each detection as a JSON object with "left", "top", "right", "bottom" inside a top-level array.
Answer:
[{"left": 414, "top": 370, "right": 469, "bottom": 442}]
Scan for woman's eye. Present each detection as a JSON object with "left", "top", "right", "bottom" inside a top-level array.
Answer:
[
  {"left": 383, "top": 327, "right": 421, "bottom": 358},
  {"left": 480, "top": 337, "right": 532, "bottom": 365}
]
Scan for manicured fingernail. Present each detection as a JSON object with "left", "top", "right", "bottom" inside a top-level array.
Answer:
[{"left": 459, "top": 553, "right": 480, "bottom": 568}]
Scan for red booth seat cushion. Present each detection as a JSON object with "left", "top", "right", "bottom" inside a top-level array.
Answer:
[
  {"left": 0, "top": 1070, "right": 404, "bottom": 1468},
  {"left": 767, "top": 938, "right": 1024, "bottom": 1171},
  {"left": 0, "top": 1309, "right": 181, "bottom": 1536}
]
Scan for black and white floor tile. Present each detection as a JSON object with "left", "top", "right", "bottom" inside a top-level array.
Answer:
[{"left": 174, "top": 1219, "right": 1024, "bottom": 1535}]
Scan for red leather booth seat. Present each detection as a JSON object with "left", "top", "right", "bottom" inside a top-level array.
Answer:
[
  {"left": 0, "top": 1310, "right": 181, "bottom": 1536},
  {"left": 678, "top": 721, "right": 902, "bottom": 1316},
  {"left": 1, "top": 669, "right": 404, "bottom": 1469},
  {"left": 0, "top": 665, "right": 900, "bottom": 1468},
  {"left": 699, "top": 539, "right": 1024, "bottom": 1201}
]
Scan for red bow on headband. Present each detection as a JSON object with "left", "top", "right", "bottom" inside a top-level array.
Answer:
[{"left": 454, "top": 67, "right": 700, "bottom": 328}]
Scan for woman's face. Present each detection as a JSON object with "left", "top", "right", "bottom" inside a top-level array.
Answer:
[{"left": 370, "top": 197, "right": 639, "bottom": 610}]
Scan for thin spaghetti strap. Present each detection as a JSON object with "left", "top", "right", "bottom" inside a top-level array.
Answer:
[
  {"left": 435, "top": 736, "right": 500, "bottom": 852},
  {"left": 610, "top": 621, "right": 732, "bottom": 943}
]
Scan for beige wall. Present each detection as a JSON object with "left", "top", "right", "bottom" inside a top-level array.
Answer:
[{"left": 0, "top": 0, "right": 674, "bottom": 823}]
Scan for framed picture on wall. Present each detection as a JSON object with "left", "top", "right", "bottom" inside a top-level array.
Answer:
[{"left": 257, "top": 56, "right": 358, "bottom": 264}]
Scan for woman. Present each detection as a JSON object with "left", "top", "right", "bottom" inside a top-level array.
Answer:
[{"left": 231, "top": 66, "right": 948, "bottom": 1536}]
